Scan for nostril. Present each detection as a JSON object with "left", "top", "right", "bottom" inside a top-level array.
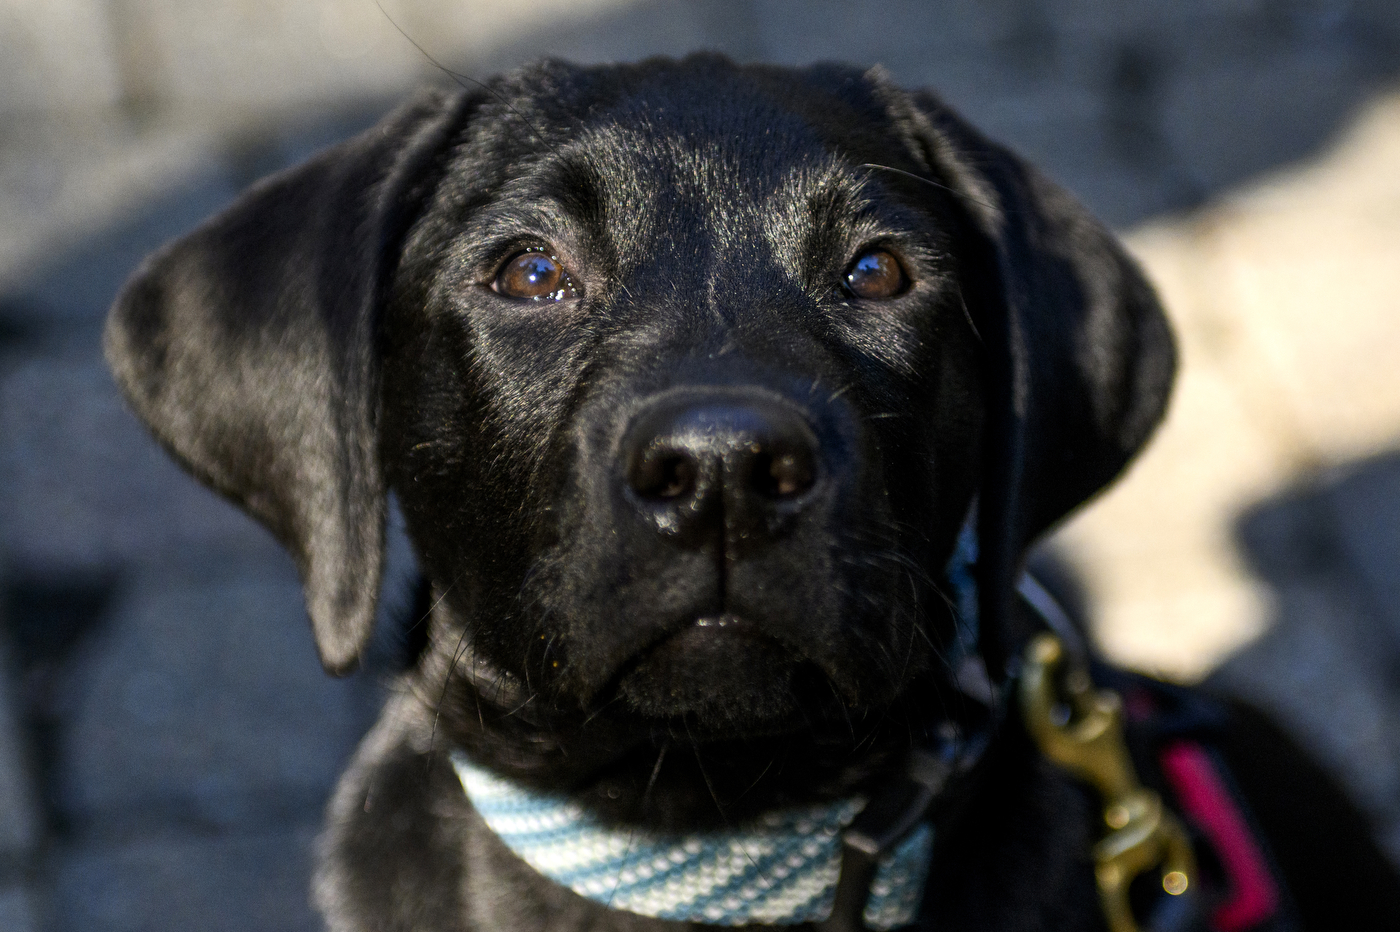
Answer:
[
  {"left": 630, "top": 449, "right": 699, "bottom": 500},
  {"left": 621, "top": 392, "right": 825, "bottom": 530},
  {"left": 653, "top": 455, "right": 697, "bottom": 499},
  {"left": 751, "top": 446, "right": 816, "bottom": 500}
]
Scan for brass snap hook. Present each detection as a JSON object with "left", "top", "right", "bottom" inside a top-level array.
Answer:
[{"left": 1020, "top": 634, "right": 1196, "bottom": 932}]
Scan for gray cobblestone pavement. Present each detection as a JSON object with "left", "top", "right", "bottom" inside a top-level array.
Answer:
[
  {"left": 3, "top": 1, "right": 1399, "bottom": 928},
  {"left": 1214, "top": 453, "right": 1400, "bottom": 856}
]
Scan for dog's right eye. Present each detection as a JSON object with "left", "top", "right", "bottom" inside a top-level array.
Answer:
[
  {"left": 492, "top": 250, "right": 579, "bottom": 302},
  {"left": 844, "top": 249, "right": 908, "bottom": 300}
]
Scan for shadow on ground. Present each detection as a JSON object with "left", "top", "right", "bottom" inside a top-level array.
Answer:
[{"left": 1211, "top": 449, "right": 1400, "bottom": 859}]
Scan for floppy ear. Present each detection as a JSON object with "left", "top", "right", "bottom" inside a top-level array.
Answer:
[
  {"left": 105, "top": 88, "right": 478, "bottom": 674},
  {"left": 903, "top": 89, "right": 1177, "bottom": 672}
]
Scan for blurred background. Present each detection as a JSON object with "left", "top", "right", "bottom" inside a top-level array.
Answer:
[{"left": 2, "top": 1, "right": 1399, "bottom": 929}]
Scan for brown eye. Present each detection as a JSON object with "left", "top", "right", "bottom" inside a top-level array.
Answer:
[
  {"left": 844, "top": 249, "right": 907, "bottom": 300},
  {"left": 493, "top": 250, "right": 576, "bottom": 301}
]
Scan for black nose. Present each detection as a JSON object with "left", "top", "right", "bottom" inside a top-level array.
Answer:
[{"left": 623, "top": 392, "right": 821, "bottom": 546}]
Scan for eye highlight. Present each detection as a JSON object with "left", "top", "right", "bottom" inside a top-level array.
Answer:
[
  {"left": 844, "top": 249, "right": 908, "bottom": 300},
  {"left": 492, "top": 249, "right": 580, "bottom": 302}
]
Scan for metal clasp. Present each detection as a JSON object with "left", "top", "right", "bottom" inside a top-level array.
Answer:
[{"left": 1020, "top": 634, "right": 1196, "bottom": 932}]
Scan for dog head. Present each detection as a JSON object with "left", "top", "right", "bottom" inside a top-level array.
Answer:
[{"left": 106, "top": 56, "right": 1173, "bottom": 822}]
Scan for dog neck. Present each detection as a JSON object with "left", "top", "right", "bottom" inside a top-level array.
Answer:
[{"left": 443, "top": 514, "right": 987, "bottom": 928}]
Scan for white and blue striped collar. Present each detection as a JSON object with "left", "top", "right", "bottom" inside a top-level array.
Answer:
[{"left": 453, "top": 753, "right": 934, "bottom": 928}]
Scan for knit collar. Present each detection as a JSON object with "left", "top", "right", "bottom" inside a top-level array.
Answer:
[
  {"left": 452, "top": 511, "right": 980, "bottom": 928},
  {"left": 454, "top": 754, "right": 934, "bottom": 928}
]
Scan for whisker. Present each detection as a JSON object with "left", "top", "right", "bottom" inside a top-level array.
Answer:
[
  {"left": 956, "top": 285, "right": 984, "bottom": 344},
  {"left": 404, "top": 573, "right": 454, "bottom": 638},
  {"left": 640, "top": 742, "right": 669, "bottom": 815},
  {"left": 732, "top": 754, "right": 777, "bottom": 804},
  {"left": 826, "top": 676, "right": 857, "bottom": 740},
  {"left": 858, "top": 162, "right": 998, "bottom": 212},
  {"left": 685, "top": 724, "right": 766, "bottom": 879},
  {"left": 505, "top": 691, "right": 539, "bottom": 717},
  {"left": 605, "top": 825, "right": 639, "bottom": 910},
  {"left": 581, "top": 693, "right": 624, "bottom": 726},
  {"left": 427, "top": 579, "right": 471, "bottom": 763},
  {"left": 683, "top": 720, "right": 727, "bottom": 822},
  {"left": 826, "top": 382, "right": 855, "bottom": 403},
  {"left": 374, "top": 0, "right": 551, "bottom": 147}
]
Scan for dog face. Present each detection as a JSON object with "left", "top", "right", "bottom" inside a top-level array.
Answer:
[
  {"left": 381, "top": 60, "right": 984, "bottom": 738},
  {"left": 106, "top": 56, "right": 1173, "bottom": 825}
]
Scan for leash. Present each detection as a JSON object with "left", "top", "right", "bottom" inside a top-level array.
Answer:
[
  {"left": 825, "top": 574, "right": 1295, "bottom": 932},
  {"left": 821, "top": 576, "right": 1191, "bottom": 932},
  {"left": 1016, "top": 583, "right": 1298, "bottom": 932},
  {"left": 1020, "top": 631, "right": 1197, "bottom": 932}
]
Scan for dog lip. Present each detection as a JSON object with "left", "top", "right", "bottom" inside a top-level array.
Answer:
[{"left": 613, "top": 613, "right": 799, "bottom": 724}]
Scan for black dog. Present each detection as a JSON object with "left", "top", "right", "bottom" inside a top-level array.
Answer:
[{"left": 106, "top": 56, "right": 1399, "bottom": 931}]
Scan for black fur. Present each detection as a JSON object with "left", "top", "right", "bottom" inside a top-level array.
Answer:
[{"left": 105, "top": 55, "right": 1397, "bottom": 931}]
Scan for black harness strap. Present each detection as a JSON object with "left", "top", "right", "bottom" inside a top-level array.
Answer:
[{"left": 817, "top": 661, "right": 1006, "bottom": 932}]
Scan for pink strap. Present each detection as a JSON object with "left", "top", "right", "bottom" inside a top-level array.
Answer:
[{"left": 1159, "top": 741, "right": 1279, "bottom": 932}]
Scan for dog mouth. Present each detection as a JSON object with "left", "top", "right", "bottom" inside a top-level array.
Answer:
[
  {"left": 692, "top": 612, "right": 747, "bottom": 630},
  {"left": 611, "top": 612, "right": 816, "bottom": 729}
]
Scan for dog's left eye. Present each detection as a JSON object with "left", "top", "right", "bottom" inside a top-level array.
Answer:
[{"left": 492, "top": 250, "right": 579, "bottom": 302}]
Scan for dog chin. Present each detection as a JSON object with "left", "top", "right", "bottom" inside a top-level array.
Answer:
[{"left": 612, "top": 614, "right": 812, "bottom": 732}]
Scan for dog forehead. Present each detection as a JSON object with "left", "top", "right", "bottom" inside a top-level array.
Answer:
[
  {"left": 549, "top": 56, "right": 888, "bottom": 154},
  {"left": 474, "top": 60, "right": 909, "bottom": 233},
  {"left": 564, "top": 123, "right": 846, "bottom": 251},
  {"left": 479, "top": 92, "right": 914, "bottom": 283}
]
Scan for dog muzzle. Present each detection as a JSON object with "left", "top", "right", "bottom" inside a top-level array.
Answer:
[{"left": 451, "top": 509, "right": 986, "bottom": 929}]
